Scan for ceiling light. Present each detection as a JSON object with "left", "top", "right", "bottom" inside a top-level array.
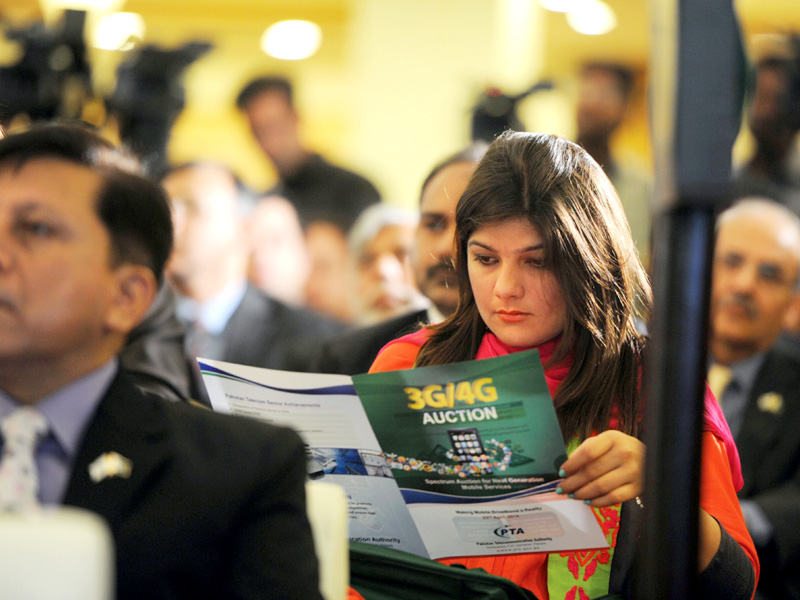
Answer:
[
  {"left": 92, "top": 12, "right": 145, "bottom": 51},
  {"left": 539, "top": 0, "right": 578, "bottom": 13},
  {"left": 261, "top": 20, "right": 322, "bottom": 61},
  {"left": 41, "top": 0, "right": 122, "bottom": 10},
  {"left": 566, "top": 0, "right": 617, "bottom": 35}
]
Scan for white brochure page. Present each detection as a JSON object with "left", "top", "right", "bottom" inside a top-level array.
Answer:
[{"left": 199, "top": 358, "right": 429, "bottom": 557}]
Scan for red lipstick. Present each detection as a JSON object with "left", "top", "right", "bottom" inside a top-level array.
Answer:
[{"left": 497, "top": 310, "right": 529, "bottom": 323}]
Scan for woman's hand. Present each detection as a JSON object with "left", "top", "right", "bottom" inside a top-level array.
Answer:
[{"left": 557, "top": 430, "right": 645, "bottom": 507}]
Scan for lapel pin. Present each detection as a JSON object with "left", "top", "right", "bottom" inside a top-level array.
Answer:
[
  {"left": 756, "top": 392, "right": 784, "bottom": 416},
  {"left": 89, "top": 452, "right": 133, "bottom": 483}
]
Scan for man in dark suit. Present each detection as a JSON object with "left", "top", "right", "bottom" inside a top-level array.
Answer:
[
  {"left": 161, "top": 162, "right": 343, "bottom": 399},
  {"left": 0, "top": 124, "right": 322, "bottom": 600},
  {"left": 708, "top": 198, "right": 800, "bottom": 599},
  {"left": 312, "top": 144, "right": 486, "bottom": 375}
]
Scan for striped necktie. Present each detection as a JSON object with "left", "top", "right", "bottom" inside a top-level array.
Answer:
[
  {"left": 707, "top": 363, "right": 733, "bottom": 402},
  {"left": 0, "top": 407, "right": 48, "bottom": 512}
]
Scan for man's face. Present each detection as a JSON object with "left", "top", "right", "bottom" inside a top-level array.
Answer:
[
  {"left": 576, "top": 68, "right": 627, "bottom": 141},
  {"left": 413, "top": 162, "right": 475, "bottom": 317},
  {"left": 355, "top": 223, "right": 419, "bottom": 322},
  {"left": 749, "top": 64, "right": 792, "bottom": 148},
  {"left": 304, "top": 222, "right": 353, "bottom": 322},
  {"left": 247, "top": 197, "right": 310, "bottom": 305},
  {"left": 711, "top": 212, "right": 800, "bottom": 358},
  {"left": 162, "top": 166, "right": 242, "bottom": 291},
  {"left": 0, "top": 159, "right": 123, "bottom": 367},
  {"left": 242, "top": 91, "right": 299, "bottom": 168}
]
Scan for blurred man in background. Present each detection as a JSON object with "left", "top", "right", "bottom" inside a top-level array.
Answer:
[
  {"left": 304, "top": 221, "right": 355, "bottom": 323},
  {"left": 246, "top": 194, "right": 310, "bottom": 306},
  {"left": 733, "top": 36, "right": 800, "bottom": 213},
  {"left": 575, "top": 62, "right": 652, "bottom": 267},
  {"left": 236, "top": 75, "right": 380, "bottom": 234}
]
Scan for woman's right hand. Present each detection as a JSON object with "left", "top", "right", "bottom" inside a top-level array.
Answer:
[{"left": 557, "top": 429, "right": 645, "bottom": 507}]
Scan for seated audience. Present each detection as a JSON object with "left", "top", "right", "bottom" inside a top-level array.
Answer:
[
  {"left": 246, "top": 194, "right": 310, "bottom": 306},
  {"left": 161, "top": 162, "right": 343, "bottom": 400},
  {"left": 0, "top": 124, "right": 322, "bottom": 600},
  {"left": 312, "top": 143, "right": 486, "bottom": 374},
  {"left": 348, "top": 203, "right": 429, "bottom": 326},
  {"left": 708, "top": 198, "right": 800, "bottom": 599},
  {"left": 369, "top": 131, "right": 758, "bottom": 599}
]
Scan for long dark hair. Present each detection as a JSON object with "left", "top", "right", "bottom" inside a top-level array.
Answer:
[{"left": 416, "top": 131, "right": 651, "bottom": 439}]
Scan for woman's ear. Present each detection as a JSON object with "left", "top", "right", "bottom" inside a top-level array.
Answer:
[{"left": 104, "top": 264, "right": 158, "bottom": 336}]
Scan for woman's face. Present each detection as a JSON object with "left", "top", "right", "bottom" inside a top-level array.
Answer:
[{"left": 467, "top": 218, "right": 568, "bottom": 348}]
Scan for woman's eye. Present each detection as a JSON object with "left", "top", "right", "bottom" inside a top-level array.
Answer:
[
  {"left": 473, "top": 254, "right": 497, "bottom": 266},
  {"left": 525, "top": 257, "right": 544, "bottom": 268}
]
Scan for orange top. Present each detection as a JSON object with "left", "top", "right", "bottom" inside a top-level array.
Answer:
[
  {"left": 348, "top": 587, "right": 366, "bottom": 600},
  {"left": 369, "top": 338, "right": 759, "bottom": 600}
]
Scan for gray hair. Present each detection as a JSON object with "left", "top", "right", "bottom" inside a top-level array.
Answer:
[{"left": 348, "top": 203, "right": 419, "bottom": 258}]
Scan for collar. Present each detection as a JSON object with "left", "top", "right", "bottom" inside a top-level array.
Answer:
[
  {"left": 175, "top": 279, "right": 247, "bottom": 335},
  {"left": 0, "top": 359, "right": 117, "bottom": 459}
]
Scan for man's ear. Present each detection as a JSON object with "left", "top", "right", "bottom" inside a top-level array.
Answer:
[
  {"left": 783, "top": 291, "right": 800, "bottom": 335},
  {"left": 104, "top": 264, "right": 158, "bottom": 336}
]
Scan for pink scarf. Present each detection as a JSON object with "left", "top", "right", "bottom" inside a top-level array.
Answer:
[{"left": 383, "top": 328, "right": 744, "bottom": 490}]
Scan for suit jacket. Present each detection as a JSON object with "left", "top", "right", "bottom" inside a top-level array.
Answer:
[
  {"left": 62, "top": 370, "right": 323, "bottom": 600},
  {"left": 216, "top": 284, "right": 344, "bottom": 372},
  {"left": 736, "top": 346, "right": 800, "bottom": 599},
  {"left": 310, "top": 309, "right": 427, "bottom": 375},
  {"left": 121, "top": 283, "right": 193, "bottom": 402}
]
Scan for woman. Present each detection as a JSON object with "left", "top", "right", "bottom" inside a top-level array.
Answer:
[{"left": 369, "top": 132, "right": 757, "bottom": 599}]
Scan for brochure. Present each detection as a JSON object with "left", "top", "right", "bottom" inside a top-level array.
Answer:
[{"left": 200, "top": 351, "right": 608, "bottom": 559}]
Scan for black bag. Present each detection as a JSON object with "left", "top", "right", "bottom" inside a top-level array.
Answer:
[{"left": 349, "top": 541, "right": 539, "bottom": 600}]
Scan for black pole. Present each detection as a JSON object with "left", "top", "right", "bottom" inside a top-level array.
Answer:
[
  {"left": 638, "top": 0, "right": 744, "bottom": 597},
  {"left": 639, "top": 205, "right": 715, "bottom": 596}
]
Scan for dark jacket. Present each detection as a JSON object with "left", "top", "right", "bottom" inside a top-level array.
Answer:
[
  {"left": 311, "top": 309, "right": 427, "bottom": 375},
  {"left": 736, "top": 346, "right": 800, "bottom": 599}
]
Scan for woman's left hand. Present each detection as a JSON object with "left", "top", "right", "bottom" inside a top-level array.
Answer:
[{"left": 557, "top": 430, "right": 645, "bottom": 507}]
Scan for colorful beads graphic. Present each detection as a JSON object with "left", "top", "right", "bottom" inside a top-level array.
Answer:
[{"left": 384, "top": 439, "right": 513, "bottom": 477}]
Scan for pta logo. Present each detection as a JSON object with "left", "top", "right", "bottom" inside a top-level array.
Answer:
[{"left": 493, "top": 526, "right": 525, "bottom": 538}]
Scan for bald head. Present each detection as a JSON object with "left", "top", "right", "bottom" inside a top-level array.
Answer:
[
  {"left": 710, "top": 198, "right": 800, "bottom": 364},
  {"left": 717, "top": 199, "right": 800, "bottom": 263}
]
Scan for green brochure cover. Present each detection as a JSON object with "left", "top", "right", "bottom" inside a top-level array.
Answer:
[{"left": 353, "top": 350, "right": 567, "bottom": 500}]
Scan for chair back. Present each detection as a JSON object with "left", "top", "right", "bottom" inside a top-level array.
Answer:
[
  {"left": 306, "top": 480, "right": 349, "bottom": 600},
  {"left": 0, "top": 507, "right": 114, "bottom": 600}
]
